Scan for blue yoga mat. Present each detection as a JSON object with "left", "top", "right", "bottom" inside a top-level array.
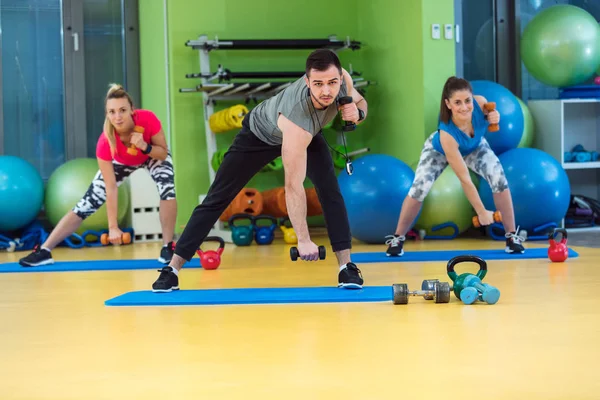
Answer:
[
  {"left": 105, "top": 286, "right": 392, "bottom": 306},
  {"left": 350, "top": 247, "right": 579, "bottom": 264},
  {"left": 0, "top": 258, "right": 198, "bottom": 273}
]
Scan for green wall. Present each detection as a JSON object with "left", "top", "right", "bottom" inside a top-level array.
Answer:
[
  {"left": 357, "top": 0, "right": 456, "bottom": 164},
  {"left": 138, "top": 1, "right": 169, "bottom": 140},
  {"left": 139, "top": 0, "right": 455, "bottom": 233}
]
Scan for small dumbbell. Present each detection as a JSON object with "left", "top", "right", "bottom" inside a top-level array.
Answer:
[
  {"left": 456, "top": 283, "right": 498, "bottom": 305},
  {"left": 126, "top": 126, "right": 145, "bottom": 155},
  {"left": 290, "top": 245, "right": 326, "bottom": 261},
  {"left": 483, "top": 102, "right": 499, "bottom": 132},
  {"left": 473, "top": 210, "right": 502, "bottom": 228},
  {"left": 392, "top": 282, "right": 451, "bottom": 305},
  {"left": 338, "top": 96, "right": 357, "bottom": 132},
  {"left": 461, "top": 275, "right": 500, "bottom": 304},
  {"left": 100, "top": 231, "right": 132, "bottom": 246}
]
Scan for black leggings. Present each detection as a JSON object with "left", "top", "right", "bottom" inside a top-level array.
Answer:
[{"left": 175, "top": 114, "right": 352, "bottom": 261}]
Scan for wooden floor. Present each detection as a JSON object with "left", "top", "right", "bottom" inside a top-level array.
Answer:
[{"left": 1, "top": 235, "right": 599, "bottom": 399}]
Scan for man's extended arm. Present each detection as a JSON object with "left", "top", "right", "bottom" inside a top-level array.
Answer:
[{"left": 278, "top": 113, "right": 320, "bottom": 260}]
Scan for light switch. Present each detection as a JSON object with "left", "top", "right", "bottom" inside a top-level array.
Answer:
[
  {"left": 444, "top": 24, "right": 453, "bottom": 40},
  {"left": 432, "top": 24, "right": 441, "bottom": 40}
]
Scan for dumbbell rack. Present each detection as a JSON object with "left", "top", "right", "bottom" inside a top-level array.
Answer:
[{"left": 181, "top": 34, "right": 365, "bottom": 242}]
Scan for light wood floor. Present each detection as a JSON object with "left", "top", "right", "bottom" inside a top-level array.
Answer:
[{"left": 1, "top": 235, "right": 599, "bottom": 399}]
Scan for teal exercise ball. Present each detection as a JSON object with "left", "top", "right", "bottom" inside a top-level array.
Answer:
[
  {"left": 45, "top": 158, "right": 130, "bottom": 234},
  {"left": 520, "top": 5, "right": 600, "bottom": 87},
  {"left": 0, "top": 156, "right": 44, "bottom": 231}
]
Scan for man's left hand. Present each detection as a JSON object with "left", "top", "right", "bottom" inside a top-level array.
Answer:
[{"left": 339, "top": 101, "right": 359, "bottom": 123}]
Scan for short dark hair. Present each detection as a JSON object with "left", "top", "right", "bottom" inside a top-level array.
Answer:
[
  {"left": 305, "top": 48, "right": 342, "bottom": 77},
  {"left": 439, "top": 76, "right": 473, "bottom": 124}
]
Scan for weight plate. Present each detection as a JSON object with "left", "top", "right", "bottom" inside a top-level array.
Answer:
[
  {"left": 435, "top": 282, "right": 451, "bottom": 304},
  {"left": 392, "top": 283, "right": 409, "bottom": 305},
  {"left": 421, "top": 279, "right": 438, "bottom": 300}
]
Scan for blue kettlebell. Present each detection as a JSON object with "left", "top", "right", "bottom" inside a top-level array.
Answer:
[
  {"left": 253, "top": 215, "right": 277, "bottom": 245},
  {"left": 228, "top": 213, "right": 255, "bottom": 246}
]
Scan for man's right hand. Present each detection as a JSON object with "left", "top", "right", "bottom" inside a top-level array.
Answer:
[
  {"left": 297, "top": 239, "right": 320, "bottom": 261},
  {"left": 476, "top": 210, "right": 495, "bottom": 226}
]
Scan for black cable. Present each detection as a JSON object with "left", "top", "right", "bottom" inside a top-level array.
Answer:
[{"left": 306, "top": 90, "right": 352, "bottom": 175}]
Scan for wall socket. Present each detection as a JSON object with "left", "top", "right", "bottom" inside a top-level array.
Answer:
[{"left": 432, "top": 24, "right": 441, "bottom": 40}]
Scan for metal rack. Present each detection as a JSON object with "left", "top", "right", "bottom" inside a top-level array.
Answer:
[{"left": 181, "top": 34, "right": 366, "bottom": 242}]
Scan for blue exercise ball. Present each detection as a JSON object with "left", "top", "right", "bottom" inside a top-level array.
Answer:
[
  {"left": 0, "top": 155, "right": 44, "bottom": 232},
  {"left": 478, "top": 148, "right": 570, "bottom": 233},
  {"left": 470, "top": 80, "right": 524, "bottom": 156},
  {"left": 338, "top": 154, "right": 417, "bottom": 244}
]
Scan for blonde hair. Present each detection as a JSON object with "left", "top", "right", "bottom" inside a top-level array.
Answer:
[{"left": 104, "top": 83, "right": 134, "bottom": 157}]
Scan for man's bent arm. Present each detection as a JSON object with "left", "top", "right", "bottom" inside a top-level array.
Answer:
[{"left": 342, "top": 68, "right": 368, "bottom": 124}]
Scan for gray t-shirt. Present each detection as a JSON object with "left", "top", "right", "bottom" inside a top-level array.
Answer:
[{"left": 249, "top": 75, "right": 348, "bottom": 145}]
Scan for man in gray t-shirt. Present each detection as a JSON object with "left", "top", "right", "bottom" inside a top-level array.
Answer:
[
  {"left": 152, "top": 49, "right": 369, "bottom": 293},
  {"left": 249, "top": 68, "right": 349, "bottom": 146}
]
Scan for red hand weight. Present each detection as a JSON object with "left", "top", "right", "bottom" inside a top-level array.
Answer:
[
  {"left": 548, "top": 228, "right": 569, "bottom": 263},
  {"left": 196, "top": 236, "right": 225, "bottom": 270}
]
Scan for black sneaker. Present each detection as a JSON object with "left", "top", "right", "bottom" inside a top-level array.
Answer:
[
  {"left": 152, "top": 266, "right": 179, "bottom": 293},
  {"left": 18, "top": 245, "right": 54, "bottom": 267},
  {"left": 505, "top": 231, "right": 525, "bottom": 254},
  {"left": 385, "top": 234, "right": 405, "bottom": 257},
  {"left": 158, "top": 241, "right": 175, "bottom": 264},
  {"left": 338, "top": 262, "right": 364, "bottom": 289}
]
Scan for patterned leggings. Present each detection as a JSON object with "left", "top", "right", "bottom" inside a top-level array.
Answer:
[
  {"left": 72, "top": 152, "right": 176, "bottom": 220},
  {"left": 408, "top": 133, "right": 508, "bottom": 202}
]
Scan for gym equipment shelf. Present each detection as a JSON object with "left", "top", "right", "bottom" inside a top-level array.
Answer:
[
  {"left": 182, "top": 34, "right": 366, "bottom": 242},
  {"left": 529, "top": 98, "right": 600, "bottom": 233},
  {"left": 185, "top": 36, "right": 362, "bottom": 52}
]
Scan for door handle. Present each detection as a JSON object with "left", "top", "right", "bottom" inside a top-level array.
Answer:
[{"left": 72, "top": 32, "right": 79, "bottom": 51}]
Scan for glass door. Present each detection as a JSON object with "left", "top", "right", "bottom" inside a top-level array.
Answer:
[
  {"left": 0, "top": 0, "right": 67, "bottom": 179},
  {"left": 82, "top": 0, "right": 140, "bottom": 157},
  {"left": 454, "top": 0, "right": 497, "bottom": 82},
  {"left": 0, "top": 0, "right": 139, "bottom": 178}
]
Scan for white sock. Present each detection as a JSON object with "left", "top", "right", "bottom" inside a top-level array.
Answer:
[
  {"left": 41, "top": 246, "right": 51, "bottom": 252},
  {"left": 339, "top": 263, "right": 348, "bottom": 272},
  {"left": 169, "top": 266, "right": 179, "bottom": 276}
]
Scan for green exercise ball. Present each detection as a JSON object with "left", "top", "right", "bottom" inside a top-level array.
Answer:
[
  {"left": 411, "top": 162, "right": 477, "bottom": 238},
  {"left": 517, "top": 98, "right": 535, "bottom": 148},
  {"left": 520, "top": 5, "right": 600, "bottom": 87},
  {"left": 45, "top": 158, "right": 130, "bottom": 235}
]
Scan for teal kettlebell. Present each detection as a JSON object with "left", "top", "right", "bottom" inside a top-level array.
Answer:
[
  {"left": 446, "top": 255, "right": 488, "bottom": 300},
  {"left": 228, "top": 213, "right": 254, "bottom": 246},
  {"left": 254, "top": 215, "right": 277, "bottom": 245}
]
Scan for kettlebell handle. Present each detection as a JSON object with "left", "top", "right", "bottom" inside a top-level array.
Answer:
[
  {"left": 228, "top": 213, "right": 255, "bottom": 227},
  {"left": 200, "top": 236, "right": 225, "bottom": 255},
  {"left": 254, "top": 214, "right": 277, "bottom": 225},
  {"left": 279, "top": 216, "right": 291, "bottom": 227},
  {"left": 548, "top": 228, "right": 568, "bottom": 243},
  {"left": 447, "top": 255, "right": 487, "bottom": 282},
  {"left": 254, "top": 215, "right": 278, "bottom": 233}
]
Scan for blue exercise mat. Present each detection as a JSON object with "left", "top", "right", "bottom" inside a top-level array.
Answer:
[
  {"left": 350, "top": 247, "right": 579, "bottom": 264},
  {"left": 0, "top": 258, "right": 199, "bottom": 273},
  {"left": 105, "top": 286, "right": 393, "bottom": 306}
]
